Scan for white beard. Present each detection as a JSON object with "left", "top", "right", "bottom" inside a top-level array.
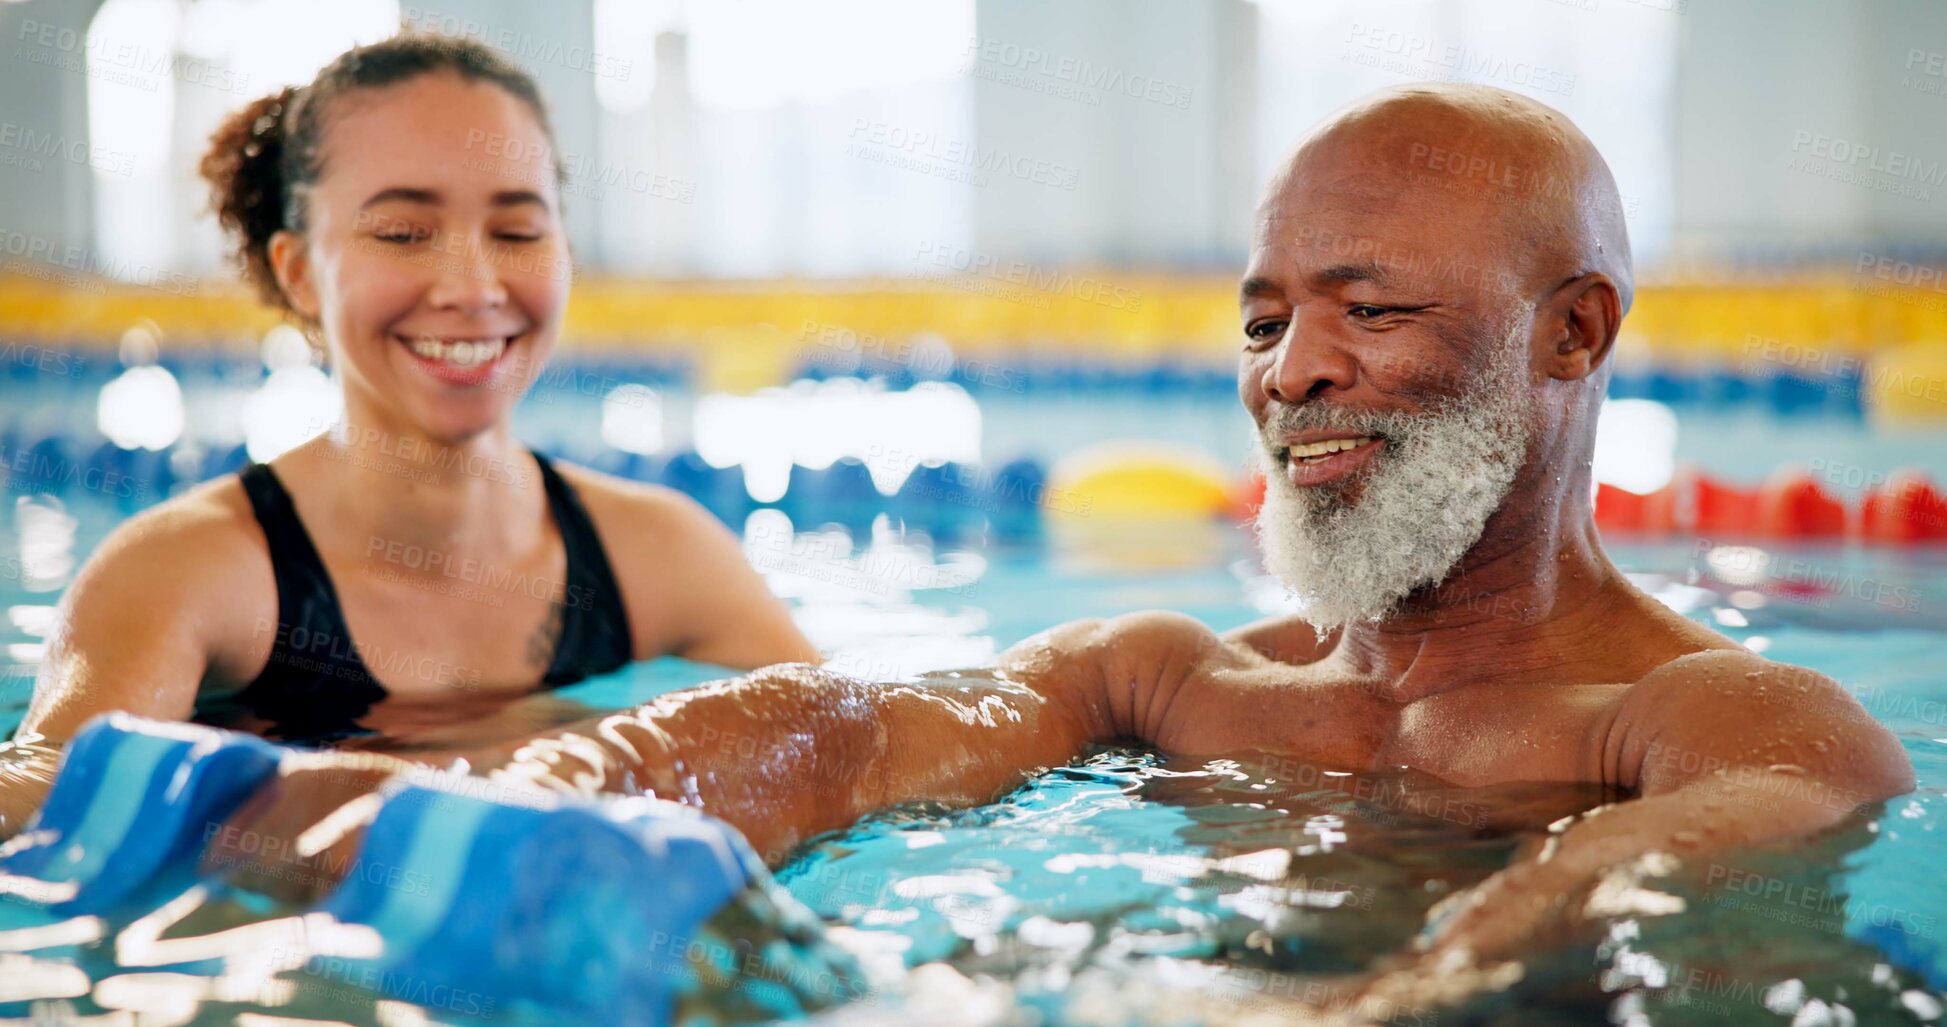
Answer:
[{"left": 1253, "top": 324, "right": 1534, "bottom": 633}]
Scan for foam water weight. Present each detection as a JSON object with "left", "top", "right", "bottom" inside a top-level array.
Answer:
[
  {"left": 320, "top": 777, "right": 866, "bottom": 1022},
  {"left": 0, "top": 715, "right": 866, "bottom": 1024},
  {"left": 0, "top": 712, "right": 283, "bottom": 916}
]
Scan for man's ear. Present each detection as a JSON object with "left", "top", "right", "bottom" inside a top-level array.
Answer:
[
  {"left": 1542, "top": 273, "right": 1623, "bottom": 382},
  {"left": 267, "top": 230, "right": 321, "bottom": 323}
]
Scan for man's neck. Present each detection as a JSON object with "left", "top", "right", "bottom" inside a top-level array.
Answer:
[{"left": 1331, "top": 515, "right": 1637, "bottom": 703}]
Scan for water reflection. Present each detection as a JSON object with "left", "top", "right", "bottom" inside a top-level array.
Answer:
[
  {"left": 789, "top": 750, "right": 1937, "bottom": 1026},
  {"left": 15, "top": 495, "right": 77, "bottom": 593}
]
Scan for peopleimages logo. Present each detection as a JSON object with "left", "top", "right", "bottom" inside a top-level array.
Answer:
[
  {"left": 1343, "top": 24, "right": 1576, "bottom": 96},
  {"left": 2, "top": 446, "right": 148, "bottom": 500},
  {"left": 0, "top": 340, "right": 82, "bottom": 379},
  {"left": 15, "top": 18, "right": 252, "bottom": 94},
  {"left": 963, "top": 37, "right": 1195, "bottom": 110},
  {"left": 0, "top": 122, "right": 135, "bottom": 176},
  {"left": 1789, "top": 131, "right": 1947, "bottom": 186},
  {"left": 912, "top": 241, "right": 1144, "bottom": 313},
  {"left": 0, "top": 226, "right": 200, "bottom": 295},
  {"left": 848, "top": 119, "right": 1080, "bottom": 191},
  {"left": 400, "top": 7, "right": 631, "bottom": 82}
]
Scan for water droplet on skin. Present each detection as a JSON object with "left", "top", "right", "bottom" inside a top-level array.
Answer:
[
  {"left": 1672, "top": 830, "right": 1703, "bottom": 848},
  {"left": 1768, "top": 764, "right": 1809, "bottom": 776},
  {"left": 1811, "top": 740, "right": 1829, "bottom": 753}
]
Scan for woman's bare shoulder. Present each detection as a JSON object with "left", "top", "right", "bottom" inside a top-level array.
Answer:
[
  {"left": 545, "top": 459, "right": 813, "bottom": 664},
  {"left": 77, "top": 475, "right": 272, "bottom": 597},
  {"left": 25, "top": 476, "right": 278, "bottom": 736}
]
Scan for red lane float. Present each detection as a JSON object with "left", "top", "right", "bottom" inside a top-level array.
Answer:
[
  {"left": 1235, "top": 466, "right": 1945, "bottom": 543},
  {"left": 1229, "top": 472, "right": 1267, "bottom": 521},
  {"left": 1754, "top": 471, "right": 1848, "bottom": 539},
  {"left": 1691, "top": 474, "right": 1760, "bottom": 534},
  {"left": 1862, "top": 473, "right": 1947, "bottom": 543},
  {"left": 1392, "top": 466, "right": 1938, "bottom": 544},
  {"left": 1597, "top": 469, "right": 1860, "bottom": 540},
  {"left": 1594, "top": 481, "right": 1676, "bottom": 535}
]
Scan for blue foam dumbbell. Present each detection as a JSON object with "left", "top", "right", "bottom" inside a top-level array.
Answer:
[
  {"left": 315, "top": 777, "right": 866, "bottom": 1023},
  {"left": 0, "top": 714, "right": 285, "bottom": 916}
]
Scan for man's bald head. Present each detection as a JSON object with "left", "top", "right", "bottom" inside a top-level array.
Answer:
[
  {"left": 1264, "top": 83, "right": 1633, "bottom": 314},
  {"left": 1242, "top": 85, "right": 1635, "bottom": 628}
]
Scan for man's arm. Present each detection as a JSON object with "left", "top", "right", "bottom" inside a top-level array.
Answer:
[
  {"left": 475, "top": 662, "right": 1086, "bottom": 863},
  {"left": 1358, "top": 651, "right": 1913, "bottom": 1007},
  {"left": 213, "top": 610, "right": 1233, "bottom": 896},
  {"left": 478, "top": 611, "right": 1242, "bottom": 861}
]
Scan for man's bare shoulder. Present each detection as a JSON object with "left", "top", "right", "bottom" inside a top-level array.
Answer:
[
  {"left": 1219, "top": 613, "right": 1333, "bottom": 666},
  {"left": 1619, "top": 648, "right": 1843, "bottom": 718},
  {"left": 1609, "top": 649, "right": 1913, "bottom": 800},
  {"left": 1005, "top": 610, "right": 1253, "bottom": 675},
  {"left": 996, "top": 610, "right": 1268, "bottom": 747}
]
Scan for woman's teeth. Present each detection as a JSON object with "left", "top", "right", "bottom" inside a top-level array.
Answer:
[
  {"left": 406, "top": 336, "right": 508, "bottom": 369},
  {"left": 1287, "top": 436, "right": 1373, "bottom": 463}
]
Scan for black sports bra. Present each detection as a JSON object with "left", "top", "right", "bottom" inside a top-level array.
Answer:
[{"left": 195, "top": 452, "right": 633, "bottom": 744}]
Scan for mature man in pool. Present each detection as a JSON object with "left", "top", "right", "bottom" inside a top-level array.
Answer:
[{"left": 21, "top": 84, "right": 1920, "bottom": 1012}]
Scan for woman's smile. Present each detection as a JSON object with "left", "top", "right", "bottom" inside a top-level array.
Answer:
[{"left": 393, "top": 329, "right": 526, "bottom": 387}]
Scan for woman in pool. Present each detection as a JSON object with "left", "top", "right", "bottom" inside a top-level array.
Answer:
[{"left": 1, "top": 35, "right": 815, "bottom": 824}]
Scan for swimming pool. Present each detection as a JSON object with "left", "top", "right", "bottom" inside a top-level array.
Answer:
[{"left": 2, "top": 376, "right": 1945, "bottom": 1025}]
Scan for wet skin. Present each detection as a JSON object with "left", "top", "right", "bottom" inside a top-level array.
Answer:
[{"left": 198, "top": 85, "right": 1916, "bottom": 1014}]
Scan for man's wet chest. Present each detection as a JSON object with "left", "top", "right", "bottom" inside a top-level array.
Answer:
[{"left": 1162, "top": 672, "right": 1630, "bottom": 790}]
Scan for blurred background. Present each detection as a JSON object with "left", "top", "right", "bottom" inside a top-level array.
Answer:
[{"left": 2, "top": 0, "right": 1947, "bottom": 689}]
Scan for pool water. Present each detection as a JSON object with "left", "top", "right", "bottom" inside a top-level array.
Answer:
[{"left": 2, "top": 487, "right": 1945, "bottom": 1024}]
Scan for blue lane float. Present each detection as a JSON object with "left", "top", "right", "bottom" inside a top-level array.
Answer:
[
  {"left": 0, "top": 429, "right": 1059, "bottom": 538},
  {"left": 582, "top": 446, "right": 664, "bottom": 484},
  {"left": 894, "top": 460, "right": 975, "bottom": 516},
  {"left": 1608, "top": 366, "right": 1864, "bottom": 418},
  {"left": 200, "top": 441, "right": 251, "bottom": 482},
  {"left": 84, "top": 441, "right": 176, "bottom": 505},
  {"left": 11, "top": 436, "right": 73, "bottom": 494},
  {"left": 988, "top": 457, "right": 1049, "bottom": 541},
  {"left": 780, "top": 457, "right": 882, "bottom": 532},
  {"left": 659, "top": 450, "right": 750, "bottom": 523}
]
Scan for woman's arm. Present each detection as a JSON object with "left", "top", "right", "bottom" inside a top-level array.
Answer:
[{"left": 3, "top": 485, "right": 271, "bottom": 834}]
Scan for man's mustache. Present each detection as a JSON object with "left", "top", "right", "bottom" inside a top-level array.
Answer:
[{"left": 1258, "top": 403, "right": 1411, "bottom": 450}]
